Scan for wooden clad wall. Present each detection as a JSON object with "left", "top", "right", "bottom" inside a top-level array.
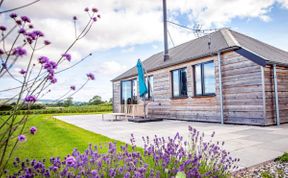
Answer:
[
  {"left": 264, "top": 66, "right": 288, "bottom": 125},
  {"left": 221, "top": 52, "right": 264, "bottom": 125},
  {"left": 113, "top": 51, "right": 268, "bottom": 125}
]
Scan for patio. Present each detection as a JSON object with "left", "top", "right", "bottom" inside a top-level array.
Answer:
[{"left": 55, "top": 114, "right": 288, "bottom": 169}]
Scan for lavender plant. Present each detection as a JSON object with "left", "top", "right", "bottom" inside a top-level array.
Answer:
[
  {"left": 5, "top": 126, "right": 239, "bottom": 177},
  {"left": 0, "top": 2, "right": 100, "bottom": 174}
]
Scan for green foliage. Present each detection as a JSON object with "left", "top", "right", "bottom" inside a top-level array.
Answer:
[
  {"left": 261, "top": 171, "right": 273, "bottom": 178},
  {"left": 89, "top": 95, "right": 103, "bottom": 105},
  {"left": 275, "top": 152, "right": 288, "bottom": 163},
  {"left": 0, "top": 104, "right": 112, "bottom": 115},
  {"left": 176, "top": 172, "right": 186, "bottom": 178}
]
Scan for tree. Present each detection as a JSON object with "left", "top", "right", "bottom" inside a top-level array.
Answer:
[
  {"left": 89, "top": 95, "right": 103, "bottom": 105},
  {"left": 63, "top": 97, "right": 73, "bottom": 107}
]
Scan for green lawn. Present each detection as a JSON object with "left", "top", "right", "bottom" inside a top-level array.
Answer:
[{"left": 3, "top": 113, "right": 129, "bottom": 170}]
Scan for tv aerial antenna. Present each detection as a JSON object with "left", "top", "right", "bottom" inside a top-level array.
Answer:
[{"left": 166, "top": 21, "right": 218, "bottom": 38}]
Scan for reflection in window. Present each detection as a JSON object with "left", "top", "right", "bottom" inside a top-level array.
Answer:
[
  {"left": 145, "top": 76, "right": 154, "bottom": 99},
  {"left": 194, "top": 61, "right": 215, "bottom": 96},
  {"left": 172, "top": 68, "right": 187, "bottom": 97},
  {"left": 121, "top": 79, "right": 137, "bottom": 104}
]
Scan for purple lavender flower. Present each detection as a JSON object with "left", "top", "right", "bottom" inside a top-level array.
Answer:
[
  {"left": 86, "top": 73, "right": 95, "bottom": 80},
  {"left": 91, "top": 170, "right": 97, "bottom": 176},
  {"left": 62, "top": 53, "right": 71, "bottom": 62},
  {"left": 0, "top": 26, "right": 6, "bottom": 31},
  {"left": 30, "top": 126, "right": 37, "bottom": 135},
  {"left": 12, "top": 47, "right": 27, "bottom": 57},
  {"left": 38, "top": 56, "right": 49, "bottom": 64},
  {"left": 66, "top": 156, "right": 76, "bottom": 166},
  {"left": 92, "top": 8, "right": 98, "bottom": 13},
  {"left": 18, "top": 28, "right": 26, "bottom": 34},
  {"left": 18, "top": 135, "right": 26, "bottom": 142},
  {"left": 44, "top": 40, "right": 51, "bottom": 45},
  {"left": 70, "top": 86, "right": 76, "bottom": 90},
  {"left": 21, "top": 16, "right": 31, "bottom": 23},
  {"left": 10, "top": 13, "right": 17, "bottom": 18},
  {"left": 24, "top": 95, "right": 37, "bottom": 103},
  {"left": 19, "top": 69, "right": 27, "bottom": 75}
]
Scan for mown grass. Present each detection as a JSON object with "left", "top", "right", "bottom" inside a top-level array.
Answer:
[{"left": 1, "top": 113, "right": 136, "bottom": 170}]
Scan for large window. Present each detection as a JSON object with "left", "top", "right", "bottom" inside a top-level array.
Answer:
[
  {"left": 121, "top": 79, "right": 137, "bottom": 104},
  {"left": 171, "top": 68, "right": 187, "bottom": 98},
  {"left": 145, "top": 76, "right": 154, "bottom": 99},
  {"left": 194, "top": 61, "right": 215, "bottom": 96}
]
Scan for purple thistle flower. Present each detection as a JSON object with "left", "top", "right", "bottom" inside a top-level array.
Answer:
[
  {"left": 62, "top": 53, "right": 71, "bottom": 62},
  {"left": 12, "top": 47, "right": 27, "bottom": 57},
  {"left": 70, "top": 86, "right": 76, "bottom": 90},
  {"left": 73, "top": 16, "right": 77, "bottom": 21},
  {"left": 0, "top": 26, "right": 6, "bottom": 31},
  {"left": 92, "top": 17, "right": 97, "bottom": 22},
  {"left": 44, "top": 40, "right": 51, "bottom": 45},
  {"left": 0, "top": 49, "right": 4, "bottom": 55},
  {"left": 24, "top": 95, "right": 37, "bottom": 103},
  {"left": 86, "top": 73, "right": 95, "bottom": 80},
  {"left": 84, "top": 7, "right": 89, "bottom": 12},
  {"left": 10, "top": 13, "right": 17, "bottom": 18},
  {"left": 66, "top": 156, "right": 76, "bottom": 166},
  {"left": 19, "top": 69, "right": 27, "bottom": 75},
  {"left": 16, "top": 20, "right": 22, "bottom": 25},
  {"left": 30, "top": 126, "right": 37, "bottom": 135},
  {"left": 97, "top": 14, "right": 101, "bottom": 18},
  {"left": 18, "top": 135, "right": 26, "bottom": 142},
  {"left": 28, "top": 24, "right": 34, "bottom": 29},
  {"left": 50, "top": 77, "right": 57, "bottom": 84},
  {"left": 21, "top": 16, "right": 31, "bottom": 23},
  {"left": 33, "top": 30, "right": 44, "bottom": 37},
  {"left": 38, "top": 56, "right": 49, "bottom": 64},
  {"left": 92, "top": 8, "right": 98, "bottom": 13},
  {"left": 18, "top": 28, "right": 26, "bottom": 34}
]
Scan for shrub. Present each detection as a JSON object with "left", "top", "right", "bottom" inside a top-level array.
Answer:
[{"left": 6, "top": 126, "right": 239, "bottom": 177}]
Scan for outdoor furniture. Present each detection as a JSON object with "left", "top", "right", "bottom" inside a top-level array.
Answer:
[{"left": 102, "top": 104, "right": 133, "bottom": 121}]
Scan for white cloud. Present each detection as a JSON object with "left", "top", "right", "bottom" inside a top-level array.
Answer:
[{"left": 94, "top": 61, "right": 127, "bottom": 77}]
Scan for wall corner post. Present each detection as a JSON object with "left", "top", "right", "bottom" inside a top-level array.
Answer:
[
  {"left": 273, "top": 64, "right": 280, "bottom": 126},
  {"left": 217, "top": 51, "right": 224, "bottom": 124}
]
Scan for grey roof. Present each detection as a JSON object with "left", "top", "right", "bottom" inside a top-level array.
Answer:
[{"left": 112, "top": 28, "right": 288, "bottom": 81}]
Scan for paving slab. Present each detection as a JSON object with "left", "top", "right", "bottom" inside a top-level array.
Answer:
[{"left": 54, "top": 114, "right": 288, "bottom": 168}]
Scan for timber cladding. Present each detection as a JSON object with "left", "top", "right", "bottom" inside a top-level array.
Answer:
[{"left": 112, "top": 50, "right": 288, "bottom": 126}]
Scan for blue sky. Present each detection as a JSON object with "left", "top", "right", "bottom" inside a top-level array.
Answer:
[{"left": 1, "top": 0, "right": 288, "bottom": 102}]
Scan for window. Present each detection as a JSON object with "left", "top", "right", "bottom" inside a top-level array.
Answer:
[
  {"left": 145, "top": 76, "right": 154, "bottom": 99},
  {"left": 121, "top": 79, "right": 137, "bottom": 104},
  {"left": 171, "top": 68, "right": 187, "bottom": 98},
  {"left": 193, "top": 61, "right": 215, "bottom": 96}
]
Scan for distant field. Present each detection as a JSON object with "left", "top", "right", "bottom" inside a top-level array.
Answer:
[{"left": 0, "top": 104, "right": 112, "bottom": 115}]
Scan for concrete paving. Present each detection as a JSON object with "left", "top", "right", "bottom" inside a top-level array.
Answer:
[{"left": 54, "top": 114, "right": 288, "bottom": 168}]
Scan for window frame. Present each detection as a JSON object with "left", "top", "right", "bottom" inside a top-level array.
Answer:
[
  {"left": 193, "top": 60, "right": 216, "bottom": 97},
  {"left": 171, "top": 67, "right": 188, "bottom": 98},
  {"left": 120, "top": 79, "right": 137, "bottom": 104}
]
